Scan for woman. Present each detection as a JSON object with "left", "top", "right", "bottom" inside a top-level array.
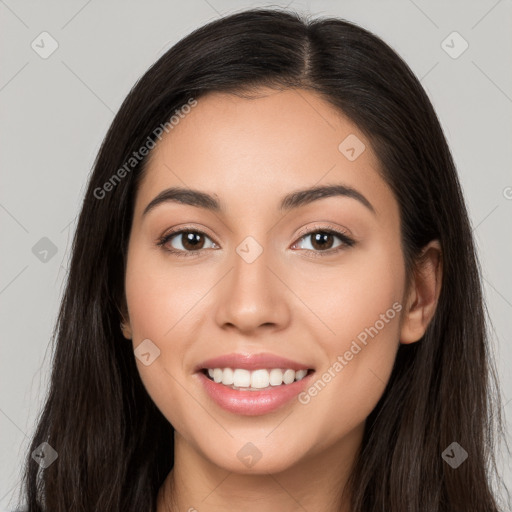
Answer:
[{"left": 19, "top": 7, "right": 508, "bottom": 511}]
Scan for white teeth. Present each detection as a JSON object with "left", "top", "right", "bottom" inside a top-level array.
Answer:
[
  {"left": 251, "top": 369, "right": 270, "bottom": 389},
  {"left": 221, "top": 367, "right": 234, "bottom": 386},
  {"left": 204, "top": 367, "right": 310, "bottom": 389},
  {"left": 295, "top": 369, "right": 307, "bottom": 380},
  {"left": 283, "top": 369, "right": 296, "bottom": 385},
  {"left": 269, "top": 368, "right": 283, "bottom": 386},
  {"left": 233, "top": 369, "right": 251, "bottom": 387}
]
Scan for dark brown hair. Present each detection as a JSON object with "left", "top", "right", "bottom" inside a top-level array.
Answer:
[{"left": 18, "top": 7, "right": 509, "bottom": 511}]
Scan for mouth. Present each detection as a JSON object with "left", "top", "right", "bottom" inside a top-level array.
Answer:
[{"left": 194, "top": 354, "right": 316, "bottom": 416}]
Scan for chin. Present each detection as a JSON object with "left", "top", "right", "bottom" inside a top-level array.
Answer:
[{"left": 202, "top": 440, "right": 308, "bottom": 475}]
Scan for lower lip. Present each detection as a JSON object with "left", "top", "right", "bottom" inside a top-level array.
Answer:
[{"left": 196, "top": 371, "right": 314, "bottom": 416}]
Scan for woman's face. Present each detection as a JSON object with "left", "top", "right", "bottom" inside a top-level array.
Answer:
[{"left": 122, "top": 87, "right": 408, "bottom": 474}]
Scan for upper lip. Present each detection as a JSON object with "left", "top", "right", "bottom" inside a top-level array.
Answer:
[{"left": 195, "top": 352, "right": 314, "bottom": 372}]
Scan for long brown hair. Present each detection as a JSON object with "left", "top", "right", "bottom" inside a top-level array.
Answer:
[{"left": 19, "top": 7, "right": 509, "bottom": 511}]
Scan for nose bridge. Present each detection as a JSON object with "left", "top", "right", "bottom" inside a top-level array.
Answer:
[
  {"left": 235, "top": 234, "right": 271, "bottom": 286},
  {"left": 214, "top": 232, "right": 290, "bottom": 331}
]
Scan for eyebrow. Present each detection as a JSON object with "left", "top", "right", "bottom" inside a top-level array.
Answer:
[{"left": 142, "top": 184, "right": 376, "bottom": 217}]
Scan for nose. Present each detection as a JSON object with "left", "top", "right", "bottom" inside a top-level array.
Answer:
[{"left": 214, "top": 241, "right": 291, "bottom": 335}]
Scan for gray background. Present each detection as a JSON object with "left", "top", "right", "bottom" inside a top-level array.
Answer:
[{"left": 1, "top": 0, "right": 511, "bottom": 509}]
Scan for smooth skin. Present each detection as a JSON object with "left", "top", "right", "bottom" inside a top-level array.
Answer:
[{"left": 120, "top": 87, "right": 442, "bottom": 512}]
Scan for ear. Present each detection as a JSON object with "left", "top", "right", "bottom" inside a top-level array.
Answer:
[
  {"left": 117, "top": 296, "right": 133, "bottom": 340},
  {"left": 120, "top": 318, "right": 133, "bottom": 340},
  {"left": 400, "top": 240, "right": 443, "bottom": 344}
]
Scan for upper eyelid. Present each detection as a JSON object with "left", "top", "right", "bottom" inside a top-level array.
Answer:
[
  {"left": 159, "top": 224, "right": 217, "bottom": 244},
  {"left": 294, "top": 223, "right": 352, "bottom": 239}
]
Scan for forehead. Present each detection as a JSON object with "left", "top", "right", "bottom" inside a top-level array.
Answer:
[{"left": 133, "top": 87, "right": 397, "bottom": 223}]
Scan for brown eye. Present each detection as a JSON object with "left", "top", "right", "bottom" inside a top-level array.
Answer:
[
  {"left": 157, "top": 229, "right": 217, "bottom": 256},
  {"left": 293, "top": 229, "right": 355, "bottom": 253},
  {"left": 175, "top": 231, "right": 207, "bottom": 251},
  {"left": 309, "top": 232, "right": 336, "bottom": 251}
]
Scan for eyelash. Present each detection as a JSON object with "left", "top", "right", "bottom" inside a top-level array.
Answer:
[{"left": 156, "top": 224, "right": 356, "bottom": 259}]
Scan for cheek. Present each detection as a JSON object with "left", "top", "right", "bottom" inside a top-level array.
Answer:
[
  {"left": 291, "top": 233, "right": 405, "bottom": 351},
  {"left": 290, "top": 239, "right": 404, "bottom": 442},
  {"left": 123, "top": 247, "right": 198, "bottom": 414},
  {"left": 124, "top": 244, "right": 208, "bottom": 342}
]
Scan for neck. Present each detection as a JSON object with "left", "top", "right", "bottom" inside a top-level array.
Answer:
[{"left": 157, "top": 424, "right": 363, "bottom": 512}]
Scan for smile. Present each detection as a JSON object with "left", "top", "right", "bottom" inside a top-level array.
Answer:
[
  {"left": 194, "top": 352, "right": 316, "bottom": 416},
  {"left": 204, "top": 367, "right": 310, "bottom": 390}
]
